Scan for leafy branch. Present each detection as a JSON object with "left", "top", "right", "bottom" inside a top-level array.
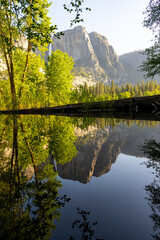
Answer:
[{"left": 63, "top": 0, "right": 91, "bottom": 26}]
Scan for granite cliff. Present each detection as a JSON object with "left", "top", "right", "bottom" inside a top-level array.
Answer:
[
  {"left": 45, "top": 26, "right": 159, "bottom": 86},
  {"left": 46, "top": 26, "right": 125, "bottom": 84},
  {"left": 89, "top": 32, "right": 124, "bottom": 81}
]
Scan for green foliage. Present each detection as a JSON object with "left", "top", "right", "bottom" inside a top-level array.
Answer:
[
  {"left": 0, "top": 49, "right": 76, "bottom": 109},
  {"left": 0, "top": 114, "right": 77, "bottom": 239},
  {"left": 48, "top": 116, "right": 77, "bottom": 164},
  {"left": 14, "top": 49, "right": 46, "bottom": 107},
  {"left": 0, "top": 0, "right": 89, "bottom": 109},
  {"left": 0, "top": 111, "right": 159, "bottom": 239},
  {"left": 72, "top": 66, "right": 91, "bottom": 78},
  {"left": 140, "top": 0, "right": 160, "bottom": 78},
  {"left": 140, "top": 43, "right": 160, "bottom": 78},
  {"left": 71, "top": 84, "right": 96, "bottom": 103},
  {"left": 0, "top": 0, "right": 56, "bottom": 108},
  {"left": 72, "top": 79, "right": 160, "bottom": 104},
  {"left": 0, "top": 0, "right": 55, "bottom": 51},
  {"left": 46, "top": 50, "right": 74, "bottom": 105},
  {"left": 0, "top": 79, "right": 11, "bottom": 109},
  {"left": 63, "top": 0, "right": 91, "bottom": 26},
  {"left": 143, "top": 0, "right": 160, "bottom": 32},
  {"left": 118, "top": 91, "right": 131, "bottom": 99},
  {"left": 0, "top": 49, "right": 46, "bottom": 109}
]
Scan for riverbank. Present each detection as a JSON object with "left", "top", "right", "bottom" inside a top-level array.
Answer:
[{"left": 1, "top": 95, "right": 160, "bottom": 121}]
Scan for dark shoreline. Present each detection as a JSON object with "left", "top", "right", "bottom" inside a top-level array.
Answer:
[{"left": 1, "top": 95, "right": 160, "bottom": 121}]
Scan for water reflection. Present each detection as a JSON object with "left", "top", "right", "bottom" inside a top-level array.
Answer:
[
  {"left": 0, "top": 115, "right": 159, "bottom": 239},
  {"left": 58, "top": 121, "right": 160, "bottom": 183},
  {"left": 0, "top": 115, "right": 76, "bottom": 239},
  {"left": 140, "top": 140, "right": 160, "bottom": 240},
  {"left": 69, "top": 208, "right": 100, "bottom": 240}
]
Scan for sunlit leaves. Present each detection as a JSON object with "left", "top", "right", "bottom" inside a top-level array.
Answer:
[
  {"left": 140, "top": 0, "right": 160, "bottom": 78},
  {"left": 48, "top": 116, "right": 77, "bottom": 165},
  {"left": 12, "top": 49, "right": 46, "bottom": 108},
  {"left": 139, "top": 42, "right": 160, "bottom": 78},
  {"left": 0, "top": 114, "right": 77, "bottom": 238},
  {"left": 63, "top": 0, "right": 91, "bottom": 26},
  {"left": 46, "top": 50, "right": 74, "bottom": 105},
  {"left": 143, "top": 0, "right": 160, "bottom": 33}
]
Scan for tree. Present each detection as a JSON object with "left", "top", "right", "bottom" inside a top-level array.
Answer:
[
  {"left": 111, "top": 79, "right": 115, "bottom": 99},
  {"left": 63, "top": 0, "right": 91, "bottom": 27},
  {"left": 140, "top": 0, "right": 160, "bottom": 78},
  {"left": 0, "top": 114, "right": 76, "bottom": 239},
  {"left": 125, "top": 82, "right": 131, "bottom": 92},
  {"left": 150, "top": 79, "right": 155, "bottom": 91},
  {"left": 0, "top": 49, "right": 46, "bottom": 109},
  {"left": 99, "top": 82, "right": 104, "bottom": 96},
  {"left": 0, "top": 0, "right": 90, "bottom": 109},
  {"left": 14, "top": 49, "right": 46, "bottom": 108},
  {"left": 155, "top": 79, "right": 158, "bottom": 88},
  {"left": 145, "top": 80, "right": 150, "bottom": 91},
  {"left": 0, "top": 0, "right": 55, "bottom": 108},
  {"left": 141, "top": 80, "right": 145, "bottom": 92},
  {"left": 121, "top": 84, "right": 125, "bottom": 92},
  {"left": 45, "top": 50, "right": 74, "bottom": 105}
]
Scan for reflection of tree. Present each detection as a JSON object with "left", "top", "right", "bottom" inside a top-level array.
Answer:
[
  {"left": 140, "top": 140, "right": 160, "bottom": 175},
  {"left": 48, "top": 116, "right": 77, "bottom": 165},
  {"left": 0, "top": 115, "right": 75, "bottom": 239},
  {"left": 69, "top": 207, "right": 103, "bottom": 240},
  {"left": 140, "top": 140, "right": 160, "bottom": 240},
  {"left": 73, "top": 117, "right": 159, "bottom": 131}
]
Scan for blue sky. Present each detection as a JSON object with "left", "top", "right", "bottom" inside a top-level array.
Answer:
[{"left": 48, "top": 0, "right": 153, "bottom": 55}]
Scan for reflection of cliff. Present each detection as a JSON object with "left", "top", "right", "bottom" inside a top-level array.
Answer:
[
  {"left": 58, "top": 124, "right": 160, "bottom": 183},
  {"left": 121, "top": 126, "right": 160, "bottom": 157},
  {"left": 58, "top": 128, "right": 109, "bottom": 183},
  {"left": 93, "top": 132, "right": 126, "bottom": 177},
  {"left": 58, "top": 127, "right": 127, "bottom": 183}
]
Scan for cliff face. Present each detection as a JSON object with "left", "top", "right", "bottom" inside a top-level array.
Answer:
[
  {"left": 89, "top": 32, "right": 124, "bottom": 80},
  {"left": 47, "top": 26, "right": 125, "bottom": 84},
  {"left": 51, "top": 27, "right": 99, "bottom": 69},
  {"left": 45, "top": 26, "right": 160, "bottom": 85},
  {"left": 49, "top": 26, "right": 107, "bottom": 82}
]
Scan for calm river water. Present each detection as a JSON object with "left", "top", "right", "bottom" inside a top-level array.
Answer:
[{"left": 0, "top": 115, "right": 159, "bottom": 240}]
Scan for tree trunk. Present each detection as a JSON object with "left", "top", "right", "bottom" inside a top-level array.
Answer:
[
  {"left": 19, "top": 41, "right": 32, "bottom": 99},
  {"left": 9, "top": 69, "right": 17, "bottom": 109}
]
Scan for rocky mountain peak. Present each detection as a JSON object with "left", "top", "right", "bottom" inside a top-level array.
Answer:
[
  {"left": 89, "top": 31, "right": 124, "bottom": 79},
  {"left": 51, "top": 26, "right": 99, "bottom": 69},
  {"left": 89, "top": 31, "right": 109, "bottom": 46},
  {"left": 44, "top": 26, "right": 159, "bottom": 85},
  {"left": 47, "top": 26, "right": 124, "bottom": 83}
]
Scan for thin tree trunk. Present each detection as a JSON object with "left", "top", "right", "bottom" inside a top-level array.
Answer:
[
  {"left": 4, "top": 1, "right": 17, "bottom": 109},
  {"left": 19, "top": 41, "right": 32, "bottom": 98},
  {"left": 0, "top": 29, "right": 16, "bottom": 107}
]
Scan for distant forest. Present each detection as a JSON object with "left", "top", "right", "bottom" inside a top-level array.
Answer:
[{"left": 72, "top": 79, "right": 160, "bottom": 103}]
